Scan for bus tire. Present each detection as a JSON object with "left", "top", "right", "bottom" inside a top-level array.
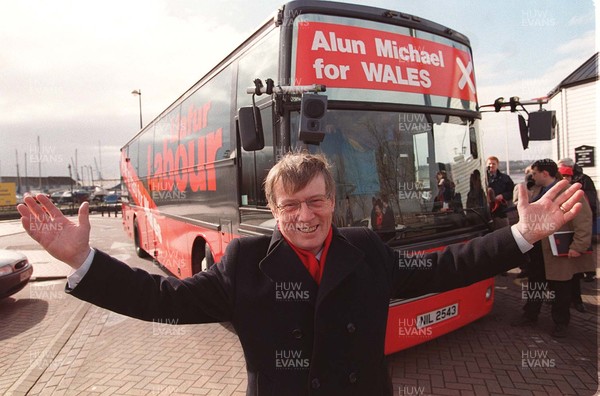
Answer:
[
  {"left": 191, "top": 240, "right": 204, "bottom": 274},
  {"left": 204, "top": 244, "right": 215, "bottom": 270},
  {"left": 134, "top": 219, "right": 150, "bottom": 258},
  {"left": 192, "top": 238, "right": 215, "bottom": 275},
  {"left": 192, "top": 239, "right": 215, "bottom": 273}
]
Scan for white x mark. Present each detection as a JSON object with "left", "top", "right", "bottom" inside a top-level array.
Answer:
[{"left": 456, "top": 57, "right": 475, "bottom": 94}]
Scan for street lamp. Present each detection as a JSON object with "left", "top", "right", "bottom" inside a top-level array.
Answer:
[
  {"left": 131, "top": 89, "right": 143, "bottom": 129},
  {"left": 67, "top": 164, "right": 73, "bottom": 210}
]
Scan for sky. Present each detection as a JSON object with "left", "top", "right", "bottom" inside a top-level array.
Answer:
[{"left": 0, "top": 0, "right": 596, "bottom": 185}]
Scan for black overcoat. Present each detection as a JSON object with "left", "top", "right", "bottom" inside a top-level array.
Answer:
[{"left": 68, "top": 226, "right": 525, "bottom": 395}]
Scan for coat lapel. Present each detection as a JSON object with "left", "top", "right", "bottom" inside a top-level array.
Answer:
[
  {"left": 259, "top": 226, "right": 365, "bottom": 308},
  {"left": 316, "top": 228, "right": 364, "bottom": 307},
  {"left": 259, "top": 228, "right": 318, "bottom": 306}
]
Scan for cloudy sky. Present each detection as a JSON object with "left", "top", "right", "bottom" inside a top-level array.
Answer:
[{"left": 0, "top": 0, "right": 596, "bottom": 185}]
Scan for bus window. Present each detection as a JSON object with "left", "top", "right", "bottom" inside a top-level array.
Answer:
[
  {"left": 137, "top": 125, "right": 154, "bottom": 181},
  {"left": 293, "top": 110, "right": 488, "bottom": 244},
  {"left": 128, "top": 138, "right": 140, "bottom": 179},
  {"left": 236, "top": 29, "right": 279, "bottom": 109}
]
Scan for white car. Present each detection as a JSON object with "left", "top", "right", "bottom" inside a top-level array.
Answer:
[{"left": 0, "top": 249, "right": 33, "bottom": 299}]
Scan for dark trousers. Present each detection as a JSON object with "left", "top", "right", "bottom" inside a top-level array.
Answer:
[
  {"left": 523, "top": 242, "right": 577, "bottom": 326},
  {"left": 548, "top": 279, "right": 575, "bottom": 326},
  {"left": 523, "top": 242, "right": 547, "bottom": 319},
  {"left": 571, "top": 273, "right": 583, "bottom": 304}
]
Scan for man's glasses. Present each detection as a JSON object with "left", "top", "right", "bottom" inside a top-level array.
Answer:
[{"left": 276, "top": 195, "right": 331, "bottom": 214}]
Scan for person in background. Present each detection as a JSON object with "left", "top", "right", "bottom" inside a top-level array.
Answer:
[
  {"left": 379, "top": 195, "right": 396, "bottom": 241},
  {"left": 558, "top": 158, "right": 597, "bottom": 282},
  {"left": 433, "top": 170, "right": 455, "bottom": 212},
  {"left": 343, "top": 195, "right": 354, "bottom": 227},
  {"left": 466, "top": 169, "right": 486, "bottom": 209},
  {"left": 558, "top": 165, "right": 588, "bottom": 313},
  {"left": 512, "top": 159, "right": 593, "bottom": 337},
  {"left": 371, "top": 198, "right": 384, "bottom": 232},
  {"left": 512, "top": 166, "right": 541, "bottom": 205},
  {"left": 511, "top": 166, "right": 542, "bottom": 278},
  {"left": 486, "top": 156, "right": 515, "bottom": 230}
]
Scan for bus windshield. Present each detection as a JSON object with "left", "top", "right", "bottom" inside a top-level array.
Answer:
[{"left": 294, "top": 110, "right": 490, "bottom": 244}]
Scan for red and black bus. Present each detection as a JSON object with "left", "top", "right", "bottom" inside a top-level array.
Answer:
[{"left": 120, "top": 0, "right": 495, "bottom": 354}]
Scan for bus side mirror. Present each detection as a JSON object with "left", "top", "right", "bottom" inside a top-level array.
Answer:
[
  {"left": 238, "top": 106, "right": 265, "bottom": 151},
  {"left": 518, "top": 114, "right": 529, "bottom": 150}
]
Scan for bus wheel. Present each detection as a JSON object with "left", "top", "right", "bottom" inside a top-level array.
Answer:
[
  {"left": 134, "top": 219, "right": 150, "bottom": 258},
  {"left": 204, "top": 244, "right": 215, "bottom": 270},
  {"left": 192, "top": 239, "right": 214, "bottom": 273},
  {"left": 191, "top": 240, "right": 203, "bottom": 274}
]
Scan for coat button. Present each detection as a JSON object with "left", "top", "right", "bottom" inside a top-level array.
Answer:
[
  {"left": 311, "top": 378, "right": 321, "bottom": 389},
  {"left": 346, "top": 323, "right": 356, "bottom": 333},
  {"left": 291, "top": 328, "right": 303, "bottom": 339},
  {"left": 348, "top": 372, "right": 358, "bottom": 384}
]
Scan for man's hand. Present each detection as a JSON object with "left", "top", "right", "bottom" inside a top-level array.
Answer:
[
  {"left": 515, "top": 180, "right": 583, "bottom": 245},
  {"left": 17, "top": 194, "right": 91, "bottom": 269}
]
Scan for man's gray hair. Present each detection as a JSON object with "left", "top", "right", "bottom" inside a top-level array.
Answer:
[
  {"left": 558, "top": 158, "right": 575, "bottom": 167},
  {"left": 264, "top": 152, "right": 335, "bottom": 210}
]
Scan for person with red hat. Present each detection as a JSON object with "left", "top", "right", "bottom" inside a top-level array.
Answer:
[
  {"left": 558, "top": 165, "right": 574, "bottom": 182},
  {"left": 558, "top": 163, "right": 591, "bottom": 313}
]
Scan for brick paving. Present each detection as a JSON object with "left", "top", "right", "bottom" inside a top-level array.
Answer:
[
  {"left": 2, "top": 283, "right": 247, "bottom": 396},
  {"left": 0, "top": 281, "right": 89, "bottom": 396},
  {"left": 27, "top": 251, "right": 73, "bottom": 281}
]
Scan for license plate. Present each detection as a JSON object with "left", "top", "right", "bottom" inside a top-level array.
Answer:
[{"left": 416, "top": 303, "right": 458, "bottom": 329}]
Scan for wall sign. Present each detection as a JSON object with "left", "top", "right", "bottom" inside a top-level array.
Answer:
[{"left": 574, "top": 145, "right": 595, "bottom": 167}]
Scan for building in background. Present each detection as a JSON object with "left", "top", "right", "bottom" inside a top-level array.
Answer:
[{"left": 547, "top": 52, "right": 598, "bottom": 187}]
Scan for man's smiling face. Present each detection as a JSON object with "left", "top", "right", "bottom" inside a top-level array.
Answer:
[{"left": 272, "top": 174, "right": 335, "bottom": 255}]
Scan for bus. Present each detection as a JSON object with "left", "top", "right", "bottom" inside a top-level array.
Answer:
[{"left": 120, "top": 0, "right": 495, "bottom": 355}]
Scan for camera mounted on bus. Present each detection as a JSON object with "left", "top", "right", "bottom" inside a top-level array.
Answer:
[{"left": 238, "top": 79, "right": 328, "bottom": 150}]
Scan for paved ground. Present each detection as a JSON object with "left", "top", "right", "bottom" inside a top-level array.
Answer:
[
  {"left": 1, "top": 281, "right": 247, "bottom": 396},
  {"left": 0, "top": 215, "right": 598, "bottom": 395}
]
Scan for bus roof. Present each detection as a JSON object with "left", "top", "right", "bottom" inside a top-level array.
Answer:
[{"left": 279, "top": 1, "right": 471, "bottom": 47}]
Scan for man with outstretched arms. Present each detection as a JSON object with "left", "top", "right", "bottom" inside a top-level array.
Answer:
[{"left": 18, "top": 152, "right": 583, "bottom": 396}]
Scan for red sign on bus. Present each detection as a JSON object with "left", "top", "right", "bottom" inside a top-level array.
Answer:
[{"left": 294, "top": 21, "right": 477, "bottom": 103}]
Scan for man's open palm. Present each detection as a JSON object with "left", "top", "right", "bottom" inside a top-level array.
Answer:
[
  {"left": 515, "top": 179, "right": 584, "bottom": 244},
  {"left": 17, "top": 194, "right": 91, "bottom": 269}
]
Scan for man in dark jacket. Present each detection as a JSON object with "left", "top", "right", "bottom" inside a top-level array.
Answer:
[
  {"left": 512, "top": 159, "right": 593, "bottom": 338},
  {"left": 486, "top": 156, "right": 515, "bottom": 228},
  {"left": 18, "top": 152, "right": 584, "bottom": 396}
]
